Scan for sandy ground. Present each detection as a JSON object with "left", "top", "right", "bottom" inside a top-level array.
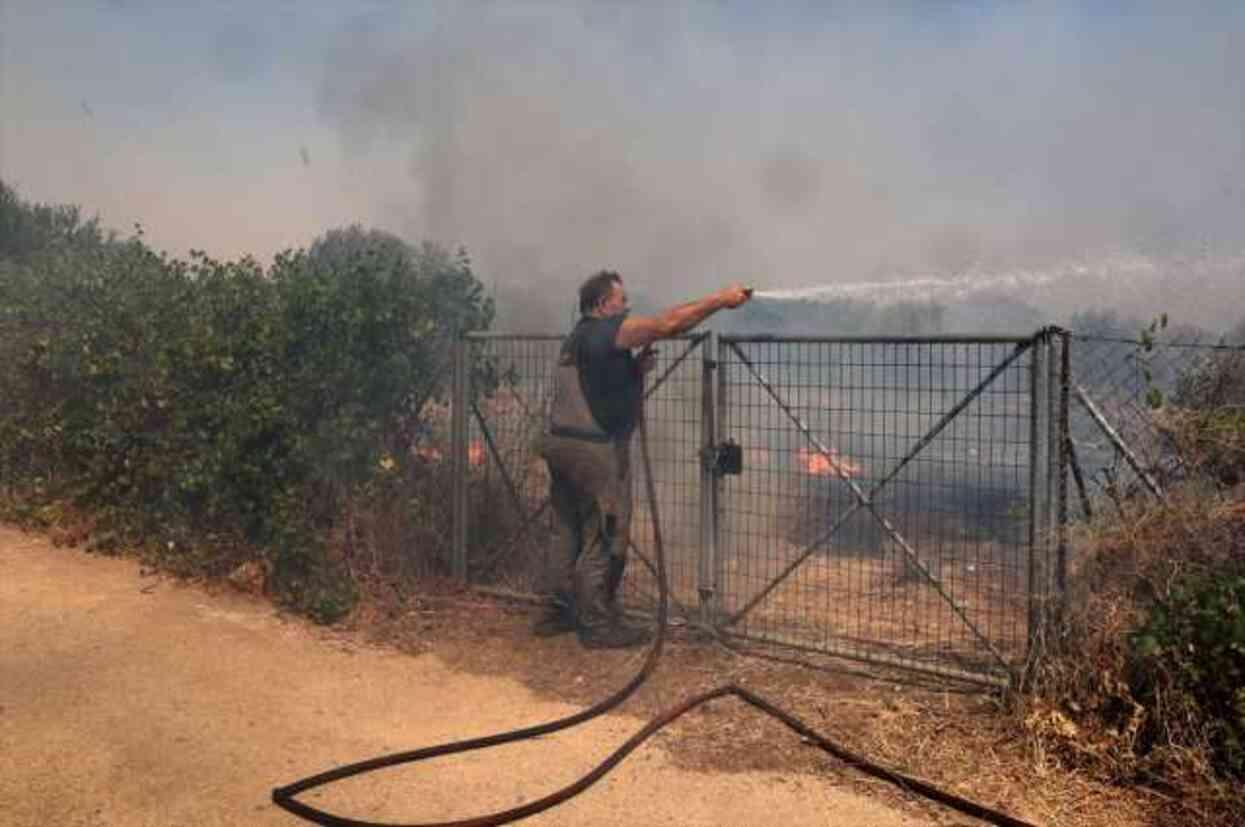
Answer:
[{"left": 0, "top": 525, "right": 930, "bottom": 826}]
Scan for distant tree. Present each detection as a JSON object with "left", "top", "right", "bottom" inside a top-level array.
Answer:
[
  {"left": 303, "top": 225, "right": 493, "bottom": 335},
  {"left": 0, "top": 179, "right": 107, "bottom": 264}
]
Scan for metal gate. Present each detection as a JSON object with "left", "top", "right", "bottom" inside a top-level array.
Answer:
[
  {"left": 454, "top": 329, "right": 1068, "bottom": 686},
  {"left": 711, "top": 333, "right": 1067, "bottom": 685}
]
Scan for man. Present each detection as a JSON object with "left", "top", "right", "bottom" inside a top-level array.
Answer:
[{"left": 534, "top": 271, "right": 752, "bottom": 648}]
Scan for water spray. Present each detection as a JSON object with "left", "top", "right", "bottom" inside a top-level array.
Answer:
[{"left": 746, "top": 260, "right": 1155, "bottom": 304}]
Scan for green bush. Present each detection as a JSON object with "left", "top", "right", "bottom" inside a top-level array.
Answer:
[
  {"left": 1029, "top": 484, "right": 1245, "bottom": 824},
  {"left": 0, "top": 182, "right": 494, "bottom": 620},
  {"left": 1131, "top": 574, "right": 1245, "bottom": 777}
]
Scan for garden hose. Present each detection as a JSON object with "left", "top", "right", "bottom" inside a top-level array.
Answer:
[{"left": 272, "top": 409, "right": 1036, "bottom": 827}]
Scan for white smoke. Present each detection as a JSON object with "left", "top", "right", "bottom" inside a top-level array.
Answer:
[
  {"left": 3, "top": 4, "right": 1243, "bottom": 331},
  {"left": 313, "top": 4, "right": 1245, "bottom": 331}
]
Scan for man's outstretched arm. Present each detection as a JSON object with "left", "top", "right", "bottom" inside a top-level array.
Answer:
[{"left": 615, "top": 285, "right": 751, "bottom": 350}]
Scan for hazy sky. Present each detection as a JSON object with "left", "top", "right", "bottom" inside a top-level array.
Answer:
[{"left": 3, "top": 2, "right": 1243, "bottom": 329}]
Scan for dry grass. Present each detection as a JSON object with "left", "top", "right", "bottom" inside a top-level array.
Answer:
[
  {"left": 1154, "top": 406, "right": 1245, "bottom": 488},
  {"left": 625, "top": 538, "right": 1032, "bottom": 681},
  {"left": 1021, "top": 483, "right": 1245, "bottom": 826}
]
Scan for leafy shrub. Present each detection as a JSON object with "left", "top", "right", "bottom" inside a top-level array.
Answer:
[
  {"left": 1029, "top": 488, "right": 1245, "bottom": 822},
  {"left": 1130, "top": 573, "right": 1245, "bottom": 777},
  {"left": 0, "top": 182, "right": 494, "bottom": 620}
]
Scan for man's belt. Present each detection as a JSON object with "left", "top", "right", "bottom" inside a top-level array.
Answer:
[{"left": 548, "top": 425, "right": 614, "bottom": 443}]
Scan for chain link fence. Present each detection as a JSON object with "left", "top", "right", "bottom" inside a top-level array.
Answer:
[{"left": 1066, "top": 333, "right": 1245, "bottom": 516}]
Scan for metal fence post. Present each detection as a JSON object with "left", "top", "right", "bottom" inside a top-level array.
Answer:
[
  {"left": 698, "top": 333, "right": 718, "bottom": 626},
  {"left": 712, "top": 335, "right": 730, "bottom": 627},
  {"left": 1027, "top": 328, "right": 1047, "bottom": 661},
  {"left": 1056, "top": 329, "right": 1070, "bottom": 609},
  {"left": 451, "top": 332, "right": 468, "bottom": 580},
  {"left": 1033, "top": 326, "right": 1062, "bottom": 662},
  {"left": 1047, "top": 328, "right": 1060, "bottom": 598}
]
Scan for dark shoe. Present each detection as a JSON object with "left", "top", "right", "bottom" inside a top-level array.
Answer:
[
  {"left": 578, "top": 621, "right": 651, "bottom": 650},
  {"left": 531, "top": 605, "right": 576, "bottom": 637}
]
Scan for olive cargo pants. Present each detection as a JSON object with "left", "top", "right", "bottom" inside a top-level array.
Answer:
[{"left": 537, "top": 433, "right": 632, "bottom": 634}]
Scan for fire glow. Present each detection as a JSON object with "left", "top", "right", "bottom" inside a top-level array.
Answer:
[
  {"left": 796, "top": 446, "right": 862, "bottom": 479},
  {"left": 414, "top": 440, "right": 485, "bottom": 467}
]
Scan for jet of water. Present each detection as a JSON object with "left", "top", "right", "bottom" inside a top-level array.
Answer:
[{"left": 749, "top": 259, "right": 1160, "bottom": 303}]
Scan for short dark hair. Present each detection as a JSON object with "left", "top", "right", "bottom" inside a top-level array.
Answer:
[{"left": 579, "top": 270, "right": 621, "bottom": 315}]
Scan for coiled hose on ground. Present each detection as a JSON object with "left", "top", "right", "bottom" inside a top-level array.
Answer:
[{"left": 272, "top": 410, "right": 1037, "bottom": 827}]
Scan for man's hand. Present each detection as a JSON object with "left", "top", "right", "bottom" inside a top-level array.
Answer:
[{"left": 719, "top": 284, "right": 753, "bottom": 309}]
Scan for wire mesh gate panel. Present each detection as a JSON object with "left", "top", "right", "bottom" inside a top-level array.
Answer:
[
  {"left": 456, "top": 333, "right": 707, "bottom": 611},
  {"left": 454, "top": 334, "right": 562, "bottom": 588},
  {"left": 712, "top": 335, "right": 1055, "bottom": 684},
  {"left": 611, "top": 334, "right": 708, "bottom": 616},
  {"left": 454, "top": 330, "right": 1065, "bottom": 685}
]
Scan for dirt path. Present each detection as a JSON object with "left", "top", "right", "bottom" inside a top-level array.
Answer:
[{"left": 0, "top": 526, "right": 930, "bottom": 826}]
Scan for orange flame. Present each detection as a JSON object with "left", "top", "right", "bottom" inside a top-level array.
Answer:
[
  {"left": 413, "top": 443, "right": 485, "bottom": 467},
  {"left": 796, "top": 446, "right": 862, "bottom": 479},
  {"left": 414, "top": 445, "right": 444, "bottom": 463}
]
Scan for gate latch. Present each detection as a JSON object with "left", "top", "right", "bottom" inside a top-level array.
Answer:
[{"left": 703, "top": 440, "right": 743, "bottom": 476}]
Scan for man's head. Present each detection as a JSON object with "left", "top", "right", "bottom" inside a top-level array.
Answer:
[{"left": 579, "top": 270, "right": 629, "bottom": 318}]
